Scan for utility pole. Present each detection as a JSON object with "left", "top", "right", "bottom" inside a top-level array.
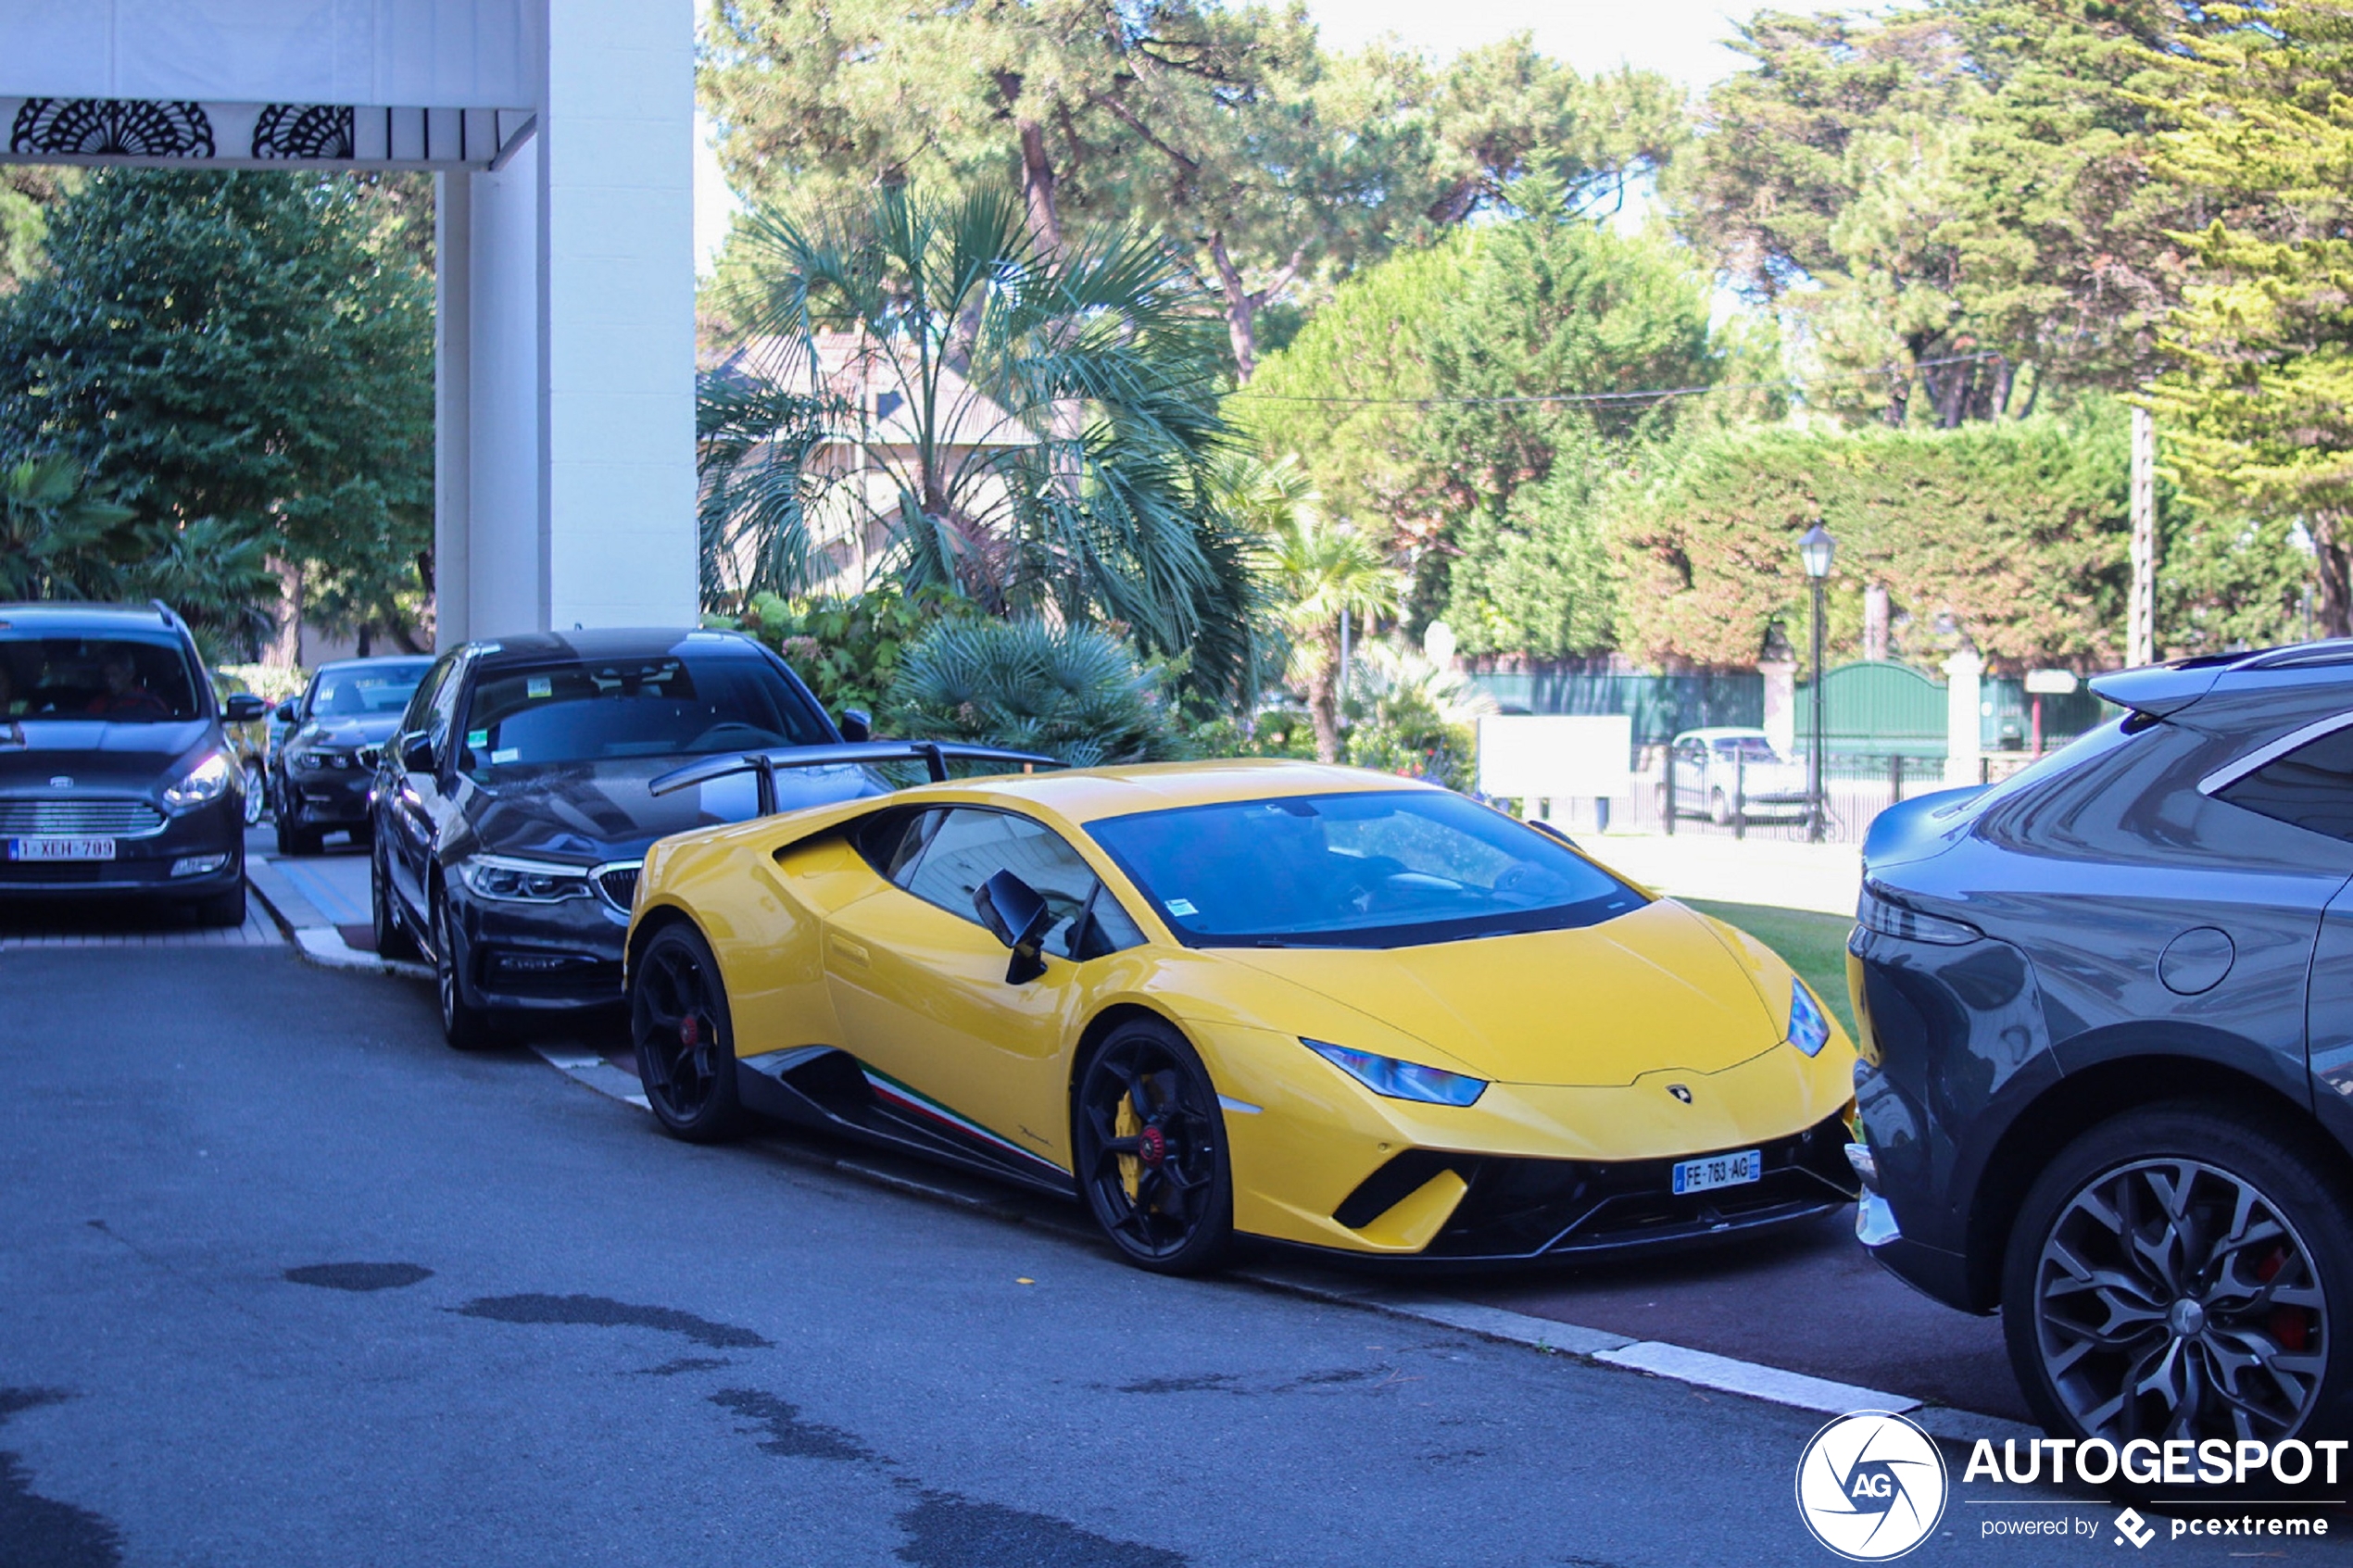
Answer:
[{"left": 2129, "top": 406, "right": 2157, "bottom": 666}]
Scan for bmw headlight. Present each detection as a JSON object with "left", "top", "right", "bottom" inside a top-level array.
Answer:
[
  {"left": 1787, "top": 979, "right": 1831, "bottom": 1058},
  {"left": 456, "top": 854, "right": 596, "bottom": 903},
  {"left": 1302, "top": 1038, "right": 1486, "bottom": 1107},
  {"left": 161, "top": 750, "right": 235, "bottom": 813}
]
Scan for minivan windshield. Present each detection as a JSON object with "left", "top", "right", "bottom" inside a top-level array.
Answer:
[
  {"left": 458, "top": 649, "right": 830, "bottom": 776},
  {"left": 0, "top": 633, "right": 201, "bottom": 722},
  {"left": 1086, "top": 789, "right": 1647, "bottom": 949}
]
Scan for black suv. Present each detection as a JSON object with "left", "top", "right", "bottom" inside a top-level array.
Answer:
[
  {"left": 1852, "top": 644, "right": 2353, "bottom": 1444},
  {"left": 0, "top": 601, "right": 268, "bottom": 925},
  {"left": 369, "top": 628, "right": 874, "bottom": 1048}
]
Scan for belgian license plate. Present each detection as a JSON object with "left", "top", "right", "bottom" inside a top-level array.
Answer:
[
  {"left": 9, "top": 836, "right": 117, "bottom": 861},
  {"left": 1672, "top": 1148, "right": 1761, "bottom": 1196}
]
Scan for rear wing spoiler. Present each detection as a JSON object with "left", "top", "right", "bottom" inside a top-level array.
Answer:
[{"left": 648, "top": 741, "right": 1065, "bottom": 815}]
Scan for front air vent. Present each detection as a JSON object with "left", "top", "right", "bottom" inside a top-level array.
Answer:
[
  {"left": 0, "top": 799, "right": 167, "bottom": 836},
  {"left": 594, "top": 862, "right": 641, "bottom": 910}
]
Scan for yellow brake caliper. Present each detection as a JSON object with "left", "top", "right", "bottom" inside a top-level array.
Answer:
[{"left": 1115, "top": 1092, "right": 1141, "bottom": 1204}]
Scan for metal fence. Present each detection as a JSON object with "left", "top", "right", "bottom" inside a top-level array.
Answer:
[{"left": 1616, "top": 750, "right": 1954, "bottom": 846}]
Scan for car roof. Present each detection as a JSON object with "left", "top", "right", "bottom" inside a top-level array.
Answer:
[
  {"left": 467, "top": 628, "right": 763, "bottom": 666},
  {"left": 0, "top": 601, "right": 185, "bottom": 634},
  {"left": 904, "top": 759, "right": 1445, "bottom": 827},
  {"left": 1676, "top": 726, "right": 1769, "bottom": 743}
]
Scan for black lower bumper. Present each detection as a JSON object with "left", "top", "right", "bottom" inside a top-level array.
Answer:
[{"left": 1326, "top": 1112, "right": 1860, "bottom": 1263}]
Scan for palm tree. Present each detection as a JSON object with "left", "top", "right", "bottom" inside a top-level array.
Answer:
[
  {"left": 714, "top": 184, "right": 1263, "bottom": 705},
  {"left": 1266, "top": 508, "right": 1402, "bottom": 763}
]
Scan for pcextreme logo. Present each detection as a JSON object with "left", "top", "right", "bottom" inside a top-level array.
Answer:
[{"left": 1795, "top": 1411, "right": 1951, "bottom": 1561}]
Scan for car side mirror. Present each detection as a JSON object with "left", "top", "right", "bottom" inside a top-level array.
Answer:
[
  {"left": 838, "top": 709, "right": 872, "bottom": 743},
  {"left": 973, "top": 868, "right": 1053, "bottom": 985},
  {"left": 273, "top": 699, "right": 299, "bottom": 723},
  {"left": 223, "top": 693, "right": 269, "bottom": 724},
  {"left": 399, "top": 733, "right": 436, "bottom": 773}
]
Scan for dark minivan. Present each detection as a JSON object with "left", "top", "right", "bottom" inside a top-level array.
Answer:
[
  {"left": 369, "top": 628, "right": 874, "bottom": 1048},
  {"left": 0, "top": 601, "right": 268, "bottom": 925}
]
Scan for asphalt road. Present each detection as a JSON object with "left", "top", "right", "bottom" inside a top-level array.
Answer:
[{"left": 2, "top": 921, "right": 2339, "bottom": 1564}]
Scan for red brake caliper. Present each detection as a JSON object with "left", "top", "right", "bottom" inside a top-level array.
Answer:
[{"left": 2259, "top": 1248, "right": 2310, "bottom": 1352}]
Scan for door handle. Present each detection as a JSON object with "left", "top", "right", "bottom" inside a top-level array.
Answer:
[{"left": 831, "top": 935, "right": 871, "bottom": 968}]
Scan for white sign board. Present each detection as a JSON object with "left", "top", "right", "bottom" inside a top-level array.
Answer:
[
  {"left": 2023, "top": 669, "right": 2080, "bottom": 696},
  {"left": 1477, "top": 714, "right": 1633, "bottom": 800}
]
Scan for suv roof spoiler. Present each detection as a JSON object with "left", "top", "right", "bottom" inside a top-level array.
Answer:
[
  {"left": 649, "top": 740, "right": 1065, "bottom": 815},
  {"left": 2092, "top": 639, "right": 2353, "bottom": 721}
]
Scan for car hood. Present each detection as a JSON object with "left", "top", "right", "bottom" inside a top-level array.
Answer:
[
  {"left": 289, "top": 714, "right": 402, "bottom": 749},
  {"left": 0, "top": 719, "right": 208, "bottom": 792},
  {"left": 454, "top": 758, "right": 879, "bottom": 864},
  {"left": 1219, "top": 898, "right": 1784, "bottom": 1086}
]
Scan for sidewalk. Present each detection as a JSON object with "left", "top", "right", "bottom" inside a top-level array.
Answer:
[
  {"left": 1568, "top": 830, "right": 1861, "bottom": 918},
  {"left": 242, "top": 828, "right": 421, "bottom": 972}
]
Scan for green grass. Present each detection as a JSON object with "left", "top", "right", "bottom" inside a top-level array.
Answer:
[{"left": 1685, "top": 898, "right": 1858, "bottom": 1037}]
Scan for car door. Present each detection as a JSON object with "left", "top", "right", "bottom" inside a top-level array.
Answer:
[
  {"left": 1674, "top": 737, "right": 1707, "bottom": 814},
  {"left": 384, "top": 653, "right": 462, "bottom": 920},
  {"left": 822, "top": 806, "right": 1145, "bottom": 1173}
]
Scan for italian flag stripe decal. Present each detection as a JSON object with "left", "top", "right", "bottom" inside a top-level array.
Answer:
[{"left": 860, "top": 1066, "right": 1067, "bottom": 1174}]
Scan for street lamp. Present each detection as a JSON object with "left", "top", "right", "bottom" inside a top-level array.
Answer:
[{"left": 1798, "top": 522, "right": 1836, "bottom": 843}]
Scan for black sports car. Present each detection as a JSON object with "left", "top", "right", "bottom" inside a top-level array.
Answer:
[
  {"left": 270, "top": 656, "right": 434, "bottom": 854},
  {"left": 368, "top": 628, "right": 874, "bottom": 1048},
  {"left": 1851, "top": 642, "right": 2353, "bottom": 1445}
]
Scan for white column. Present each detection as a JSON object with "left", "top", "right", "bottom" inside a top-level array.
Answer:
[
  {"left": 433, "top": 172, "right": 473, "bottom": 651},
  {"left": 540, "top": 0, "right": 698, "bottom": 631},
  {"left": 467, "top": 140, "right": 547, "bottom": 638},
  {"left": 1759, "top": 656, "right": 1797, "bottom": 758},
  {"left": 1944, "top": 648, "right": 1984, "bottom": 788}
]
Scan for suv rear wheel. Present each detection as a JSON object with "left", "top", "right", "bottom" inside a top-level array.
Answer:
[{"left": 2003, "top": 1102, "right": 2353, "bottom": 1443}]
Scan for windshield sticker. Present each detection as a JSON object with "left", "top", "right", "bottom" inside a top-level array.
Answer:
[
  {"left": 466, "top": 729, "right": 488, "bottom": 747},
  {"left": 491, "top": 747, "right": 520, "bottom": 764},
  {"left": 1164, "top": 898, "right": 1198, "bottom": 917},
  {"left": 526, "top": 676, "right": 552, "bottom": 699}
]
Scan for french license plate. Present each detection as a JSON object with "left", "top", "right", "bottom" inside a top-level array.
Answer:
[
  {"left": 8, "top": 836, "right": 117, "bottom": 861},
  {"left": 1672, "top": 1148, "right": 1761, "bottom": 1196}
]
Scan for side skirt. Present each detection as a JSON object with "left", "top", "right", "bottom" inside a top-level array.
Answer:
[{"left": 736, "top": 1047, "right": 1076, "bottom": 1200}]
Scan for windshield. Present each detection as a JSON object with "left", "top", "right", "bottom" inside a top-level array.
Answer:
[
  {"left": 1086, "top": 789, "right": 1646, "bottom": 949},
  {"left": 458, "top": 650, "right": 830, "bottom": 775},
  {"left": 0, "top": 633, "right": 201, "bottom": 722},
  {"left": 308, "top": 661, "right": 431, "bottom": 720}
]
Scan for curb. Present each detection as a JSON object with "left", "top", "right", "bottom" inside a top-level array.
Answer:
[
  {"left": 245, "top": 856, "right": 431, "bottom": 980},
  {"left": 522, "top": 1029, "right": 2038, "bottom": 1445}
]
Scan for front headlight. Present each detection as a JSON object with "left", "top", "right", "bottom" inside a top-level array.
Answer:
[
  {"left": 1856, "top": 884, "right": 1980, "bottom": 946},
  {"left": 161, "top": 751, "right": 235, "bottom": 813},
  {"left": 1787, "top": 978, "right": 1832, "bottom": 1058},
  {"left": 1302, "top": 1038, "right": 1487, "bottom": 1107},
  {"left": 456, "top": 853, "right": 596, "bottom": 903}
]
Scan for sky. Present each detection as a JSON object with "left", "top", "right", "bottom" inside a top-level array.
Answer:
[{"left": 692, "top": 0, "right": 1829, "bottom": 273}]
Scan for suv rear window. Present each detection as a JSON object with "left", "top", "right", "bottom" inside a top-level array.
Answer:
[{"left": 0, "top": 634, "right": 201, "bottom": 721}]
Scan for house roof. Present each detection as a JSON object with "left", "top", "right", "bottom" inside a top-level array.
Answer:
[{"left": 705, "top": 332, "right": 1036, "bottom": 452}]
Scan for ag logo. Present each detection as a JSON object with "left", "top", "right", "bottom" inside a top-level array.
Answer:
[{"left": 1794, "top": 1410, "right": 1949, "bottom": 1561}]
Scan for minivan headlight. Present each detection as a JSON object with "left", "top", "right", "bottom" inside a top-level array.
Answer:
[
  {"left": 1302, "top": 1038, "right": 1487, "bottom": 1107},
  {"left": 1856, "top": 884, "right": 1981, "bottom": 946},
  {"left": 456, "top": 854, "right": 595, "bottom": 903},
  {"left": 161, "top": 751, "right": 235, "bottom": 813}
]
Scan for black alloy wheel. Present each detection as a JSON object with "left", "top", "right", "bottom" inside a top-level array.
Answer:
[
  {"left": 1073, "top": 1019, "right": 1233, "bottom": 1274},
  {"left": 2005, "top": 1105, "right": 2351, "bottom": 1444},
  {"left": 371, "top": 841, "right": 419, "bottom": 962},
  {"left": 275, "top": 808, "right": 321, "bottom": 857},
  {"left": 433, "top": 890, "right": 497, "bottom": 1051},
  {"left": 241, "top": 760, "right": 268, "bottom": 827},
  {"left": 628, "top": 922, "right": 746, "bottom": 1143}
]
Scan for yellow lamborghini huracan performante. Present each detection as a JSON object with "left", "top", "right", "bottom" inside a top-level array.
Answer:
[{"left": 623, "top": 751, "right": 1858, "bottom": 1273}]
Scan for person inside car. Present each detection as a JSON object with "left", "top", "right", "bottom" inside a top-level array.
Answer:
[{"left": 82, "top": 646, "right": 170, "bottom": 719}]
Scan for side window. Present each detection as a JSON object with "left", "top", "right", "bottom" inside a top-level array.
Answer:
[
  {"left": 399, "top": 657, "right": 454, "bottom": 739},
  {"left": 856, "top": 809, "right": 944, "bottom": 887},
  {"left": 899, "top": 808, "right": 1142, "bottom": 960},
  {"left": 2215, "top": 721, "right": 2353, "bottom": 843}
]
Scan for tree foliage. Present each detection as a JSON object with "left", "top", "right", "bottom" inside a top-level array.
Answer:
[
  {"left": 0, "top": 170, "right": 434, "bottom": 650},
  {"left": 887, "top": 616, "right": 1189, "bottom": 766},
  {"left": 1613, "top": 408, "right": 2138, "bottom": 671},
  {"left": 700, "top": 1, "right": 1682, "bottom": 375}
]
